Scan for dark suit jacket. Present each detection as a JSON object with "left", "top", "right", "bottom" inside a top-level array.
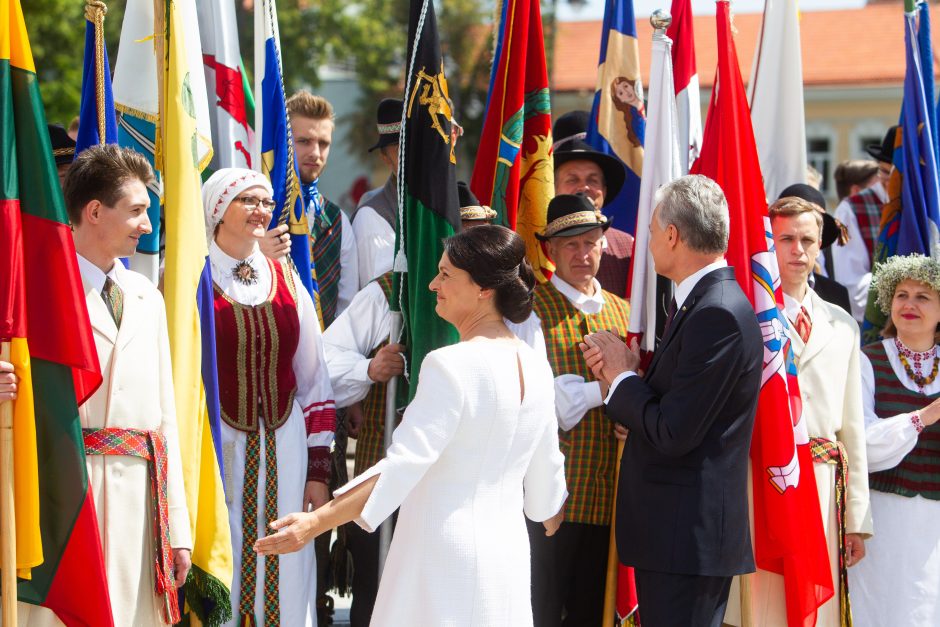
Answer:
[
  {"left": 606, "top": 266, "right": 762, "bottom": 577},
  {"left": 812, "top": 272, "right": 852, "bottom": 316}
]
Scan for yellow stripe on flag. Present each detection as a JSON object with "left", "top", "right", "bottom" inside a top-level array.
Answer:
[
  {"left": 10, "top": 337, "right": 41, "bottom": 578},
  {"left": 160, "top": 0, "right": 233, "bottom": 609},
  {"left": 1, "top": 0, "right": 36, "bottom": 72}
]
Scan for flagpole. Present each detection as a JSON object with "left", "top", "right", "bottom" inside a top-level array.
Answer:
[
  {"left": 601, "top": 438, "right": 624, "bottom": 626},
  {"left": 253, "top": 0, "right": 263, "bottom": 172},
  {"left": 378, "top": 312, "right": 403, "bottom": 576},
  {"left": 0, "top": 340, "right": 17, "bottom": 627}
]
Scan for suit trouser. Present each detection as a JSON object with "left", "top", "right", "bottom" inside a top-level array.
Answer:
[
  {"left": 346, "top": 522, "right": 380, "bottom": 627},
  {"left": 527, "top": 519, "right": 609, "bottom": 627},
  {"left": 633, "top": 568, "right": 732, "bottom": 627}
]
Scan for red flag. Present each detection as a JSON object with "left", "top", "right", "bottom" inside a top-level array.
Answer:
[
  {"left": 690, "top": 3, "right": 833, "bottom": 625},
  {"left": 470, "top": 0, "right": 554, "bottom": 281},
  {"left": 666, "top": 0, "right": 701, "bottom": 173}
]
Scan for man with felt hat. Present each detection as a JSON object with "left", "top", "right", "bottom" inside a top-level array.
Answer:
[
  {"left": 552, "top": 110, "right": 634, "bottom": 297},
  {"left": 458, "top": 181, "right": 497, "bottom": 228},
  {"left": 48, "top": 123, "right": 76, "bottom": 187},
  {"left": 778, "top": 183, "right": 852, "bottom": 315},
  {"left": 513, "top": 192, "right": 630, "bottom": 626},
  {"left": 352, "top": 98, "right": 404, "bottom": 288},
  {"left": 832, "top": 125, "right": 897, "bottom": 323}
]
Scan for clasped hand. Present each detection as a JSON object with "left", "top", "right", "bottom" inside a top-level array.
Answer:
[{"left": 578, "top": 330, "right": 640, "bottom": 387}]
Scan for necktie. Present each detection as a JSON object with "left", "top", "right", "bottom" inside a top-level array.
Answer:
[
  {"left": 794, "top": 306, "right": 812, "bottom": 343},
  {"left": 101, "top": 276, "right": 123, "bottom": 328},
  {"left": 662, "top": 296, "right": 678, "bottom": 337}
]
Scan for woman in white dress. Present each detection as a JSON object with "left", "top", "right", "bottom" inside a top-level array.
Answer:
[
  {"left": 202, "top": 168, "right": 336, "bottom": 626},
  {"left": 256, "top": 224, "right": 568, "bottom": 626},
  {"left": 849, "top": 254, "right": 940, "bottom": 626}
]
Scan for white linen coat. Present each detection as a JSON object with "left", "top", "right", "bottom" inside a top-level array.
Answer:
[
  {"left": 726, "top": 289, "right": 872, "bottom": 627},
  {"left": 334, "top": 340, "right": 568, "bottom": 626},
  {"left": 21, "top": 258, "right": 191, "bottom": 627}
]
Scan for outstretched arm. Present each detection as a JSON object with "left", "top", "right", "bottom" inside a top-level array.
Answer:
[{"left": 255, "top": 474, "right": 380, "bottom": 555}]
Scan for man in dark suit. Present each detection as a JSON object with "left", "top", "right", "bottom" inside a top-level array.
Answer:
[{"left": 581, "top": 175, "right": 762, "bottom": 626}]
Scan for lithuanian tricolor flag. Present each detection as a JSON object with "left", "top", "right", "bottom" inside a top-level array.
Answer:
[{"left": 1, "top": 0, "right": 113, "bottom": 624}]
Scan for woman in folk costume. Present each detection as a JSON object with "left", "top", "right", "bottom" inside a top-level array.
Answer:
[
  {"left": 202, "top": 168, "right": 336, "bottom": 626},
  {"left": 849, "top": 254, "right": 940, "bottom": 626},
  {"left": 256, "top": 225, "right": 568, "bottom": 626}
]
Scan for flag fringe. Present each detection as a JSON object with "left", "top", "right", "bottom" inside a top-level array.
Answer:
[{"left": 181, "top": 564, "right": 233, "bottom": 627}]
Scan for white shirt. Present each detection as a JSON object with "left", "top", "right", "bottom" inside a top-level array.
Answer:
[
  {"left": 353, "top": 206, "right": 396, "bottom": 288},
  {"left": 513, "top": 274, "right": 611, "bottom": 431},
  {"left": 860, "top": 338, "right": 939, "bottom": 472},
  {"left": 782, "top": 289, "right": 814, "bottom": 326},
  {"left": 323, "top": 278, "right": 547, "bottom": 408},
  {"left": 832, "top": 182, "right": 888, "bottom": 323},
  {"left": 335, "top": 210, "right": 359, "bottom": 319},
  {"left": 605, "top": 259, "right": 728, "bottom": 402},
  {"left": 76, "top": 253, "right": 122, "bottom": 293}
]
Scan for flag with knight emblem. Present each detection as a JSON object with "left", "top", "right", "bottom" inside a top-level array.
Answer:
[{"left": 395, "top": 0, "right": 461, "bottom": 398}]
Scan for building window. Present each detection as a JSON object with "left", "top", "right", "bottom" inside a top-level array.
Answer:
[{"left": 807, "top": 136, "right": 832, "bottom": 195}]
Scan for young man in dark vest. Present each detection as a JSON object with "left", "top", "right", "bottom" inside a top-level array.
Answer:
[
  {"left": 512, "top": 193, "right": 630, "bottom": 627},
  {"left": 353, "top": 98, "right": 402, "bottom": 288},
  {"left": 261, "top": 91, "right": 359, "bottom": 327}
]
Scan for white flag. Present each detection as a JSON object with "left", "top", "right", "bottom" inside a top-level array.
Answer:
[
  {"left": 748, "top": 0, "right": 807, "bottom": 200},
  {"left": 629, "top": 27, "right": 683, "bottom": 353},
  {"left": 667, "top": 0, "right": 701, "bottom": 174},
  {"left": 198, "top": 0, "right": 253, "bottom": 170}
]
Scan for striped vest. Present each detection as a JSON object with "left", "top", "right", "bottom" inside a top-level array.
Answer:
[
  {"left": 355, "top": 273, "right": 396, "bottom": 476},
  {"left": 311, "top": 197, "right": 344, "bottom": 327},
  {"left": 534, "top": 281, "right": 630, "bottom": 526},
  {"left": 862, "top": 341, "right": 940, "bottom": 501},
  {"left": 846, "top": 188, "right": 883, "bottom": 264}
]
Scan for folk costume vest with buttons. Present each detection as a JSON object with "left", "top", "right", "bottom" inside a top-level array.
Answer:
[
  {"left": 533, "top": 281, "right": 630, "bottom": 526},
  {"left": 214, "top": 259, "right": 299, "bottom": 433},
  {"left": 355, "top": 272, "right": 396, "bottom": 477},
  {"left": 862, "top": 341, "right": 940, "bottom": 501},
  {"left": 846, "top": 188, "right": 883, "bottom": 264}
]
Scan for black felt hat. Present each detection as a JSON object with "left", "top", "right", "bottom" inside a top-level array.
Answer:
[
  {"left": 552, "top": 110, "right": 626, "bottom": 205},
  {"left": 48, "top": 124, "right": 75, "bottom": 166},
  {"left": 866, "top": 125, "right": 899, "bottom": 164},
  {"left": 777, "top": 183, "right": 843, "bottom": 250},
  {"left": 368, "top": 98, "right": 404, "bottom": 152},
  {"left": 536, "top": 193, "right": 610, "bottom": 240},
  {"left": 457, "top": 181, "right": 496, "bottom": 221}
]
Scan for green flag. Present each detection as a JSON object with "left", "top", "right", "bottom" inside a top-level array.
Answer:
[{"left": 394, "top": 0, "right": 461, "bottom": 400}]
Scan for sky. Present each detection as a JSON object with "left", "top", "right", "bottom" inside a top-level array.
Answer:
[{"left": 558, "top": 0, "right": 868, "bottom": 21}]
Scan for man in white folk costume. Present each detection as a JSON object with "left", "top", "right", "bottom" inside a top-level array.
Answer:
[
  {"left": 726, "top": 196, "right": 871, "bottom": 626},
  {"left": 19, "top": 144, "right": 191, "bottom": 626}
]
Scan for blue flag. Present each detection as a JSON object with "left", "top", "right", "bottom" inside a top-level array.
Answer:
[
  {"left": 897, "top": 9, "right": 940, "bottom": 258},
  {"left": 258, "top": 0, "right": 318, "bottom": 307},
  {"left": 917, "top": 2, "right": 938, "bottom": 165},
  {"left": 75, "top": 10, "right": 117, "bottom": 155},
  {"left": 585, "top": 0, "right": 645, "bottom": 233}
]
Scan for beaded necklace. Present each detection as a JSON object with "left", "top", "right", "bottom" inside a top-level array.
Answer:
[{"left": 894, "top": 337, "right": 939, "bottom": 390}]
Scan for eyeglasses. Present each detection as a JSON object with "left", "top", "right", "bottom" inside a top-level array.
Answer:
[{"left": 234, "top": 196, "right": 276, "bottom": 212}]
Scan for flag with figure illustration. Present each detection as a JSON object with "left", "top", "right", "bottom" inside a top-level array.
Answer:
[
  {"left": 258, "top": 0, "right": 321, "bottom": 318},
  {"left": 74, "top": 0, "right": 117, "bottom": 155},
  {"left": 586, "top": 0, "right": 645, "bottom": 232},
  {"left": 863, "top": 2, "right": 940, "bottom": 342},
  {"left": 666, "top": 0, "right": 700, "bottom": 174},
  {"left": 470, "top": 0, "right": 554, "bottom": 282},
  {"left": 396, "top": 0, "right": 462, "bottom": 398},
  {"left": 2, "top": 0, "right": 113, "bottom": 622},
  {"left": 198, "top": 0, "right": 253, "bottom": 170},
  {"left": 691, "top": 3, "right": 833, "bottom": 624},
  {"left": 156, "top": 0, "right": 233, "bottom": 624}
]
